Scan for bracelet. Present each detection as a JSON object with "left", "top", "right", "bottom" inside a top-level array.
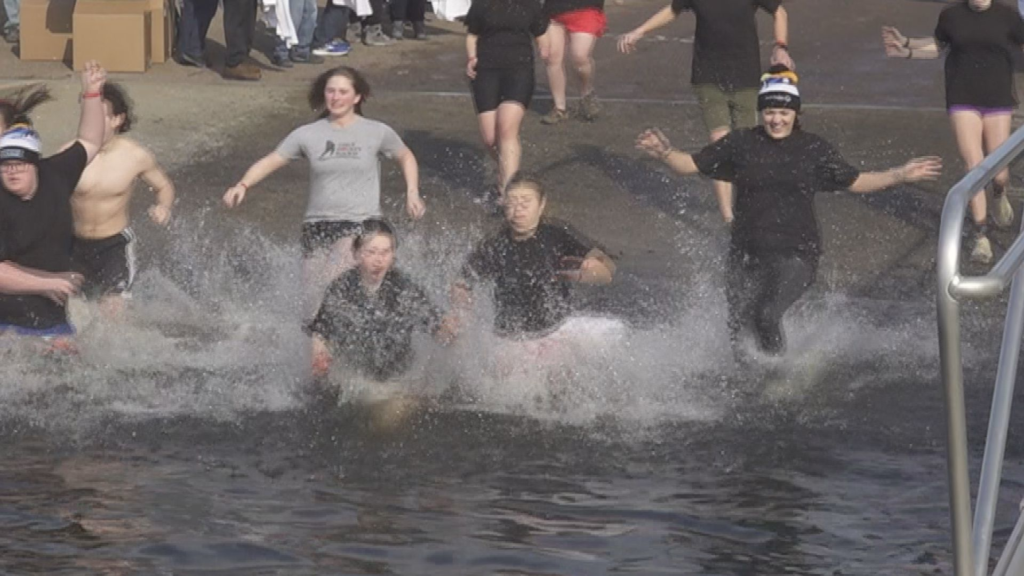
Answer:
[
  {"left": 660, "top": 147, "right": 674, "bottom": 161},
  {"left": 237, "top": 182, "right": 249, "bottom": 190},
  {"left": 902, "top": 37, "right": 910, "bottom": 48},
  {"left": 906, "top": 48, "right": 913, "bottom": 59},
  {"left": 81, "top": 91, "right": 101, "bottom": 99}
]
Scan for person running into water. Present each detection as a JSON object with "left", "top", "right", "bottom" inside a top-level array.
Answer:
[
  {"left": 223, "top": 66, "right": 426, "bottom": 316},
  {"left": 0, "top": 62, "right": 108, "bottom": 344},
  {"left": 465, "top": 0, "right": 549, "bottom": 199},
  {"left": 444, "top": 173, "right": 618, "bottom": 351},
  {"left": 540, "top": 0, "right": 606, "bottom": 124},
  {"left": 883, "top": 0, "right": 1024, "bottom": 264},
  {"left": 618, "top": 0, "right": 794, "bottom": 224},
  {"left": 635, "top": 68, "right": 942, "bottom": 356},
  {"left": 307, "top": 218, "right": 442, "bottom": 381},
  {"left": 66, "top": 83, "right": 175, "bottom": 318}
]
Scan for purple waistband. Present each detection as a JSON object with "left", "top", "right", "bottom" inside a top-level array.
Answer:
[
  {"left": 948, "top": 105, "right": 1014, "bottom": 116},
  {"left": 0, "top": 323, "right": 75, "bottom": 337}
]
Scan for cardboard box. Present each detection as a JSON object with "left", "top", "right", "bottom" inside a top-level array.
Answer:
[
  {"left": 147, "top": 0, "right": 173, "bottom": 64},
  {"left": 19, "top": 0, "right": 76, "bottom": 61},
  {"left": 73, "top": 0, "right": 151, "bottom": 72}
]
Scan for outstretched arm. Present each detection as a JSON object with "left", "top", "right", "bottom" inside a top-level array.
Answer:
[
  {"left": 0, "top": 262, "right": 82, "bottom": 305},
  {"left": 394, "top": 146, "right": 425, "bottom": 219},
  {"left": 848, "top": 156, "right": 942, "bottom": 194},
  {"left": 76, "top": 61, "right": 108, "bottom": 163},
  {"left": 770, "top": 5, "right": 795, "bottom": 69},
  {"left": 882, "top": 26, "right": 941, "bottom": 59},
  {"left": 636, "top": 128, "right": 701, "bottom": 175},
  {"left": 222, "top": 152, "right": 289, "bottom": 208},
  {"left": 618, "top": 5, "right": 677, "bottom": 54},
  {"left": 138, "top": 148, "right": 175, "bottom": 226}
]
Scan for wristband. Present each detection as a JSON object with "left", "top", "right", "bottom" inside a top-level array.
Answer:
[
  {"left": 237, "top": 182, "right": 249, "bottom": 190},
  {"left": 660, "top": 147, "right": 674, "bottom": 161},
  {"left": 906, "top": 48, "right": 913, "bottom": 59},
  {"left": 774, "top": 42, "right": 788, "bottom": 51},
  {"left": 81, "top": 91, "right": 101, "bottom": 99},
  {"left": 902, "top": 37, "right": 910, "bottom": 48}
]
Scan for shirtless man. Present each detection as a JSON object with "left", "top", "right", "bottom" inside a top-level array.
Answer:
[{"left": 68, "top": 82, "right": 175, "bottom": 315}]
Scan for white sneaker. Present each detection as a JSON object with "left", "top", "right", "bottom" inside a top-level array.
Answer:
[
  {"left": 971, "top": 235, "right": 993, "bottom": 264},
  {"left": 992, "top": 190, "right": 1015, "bottom": 228}
]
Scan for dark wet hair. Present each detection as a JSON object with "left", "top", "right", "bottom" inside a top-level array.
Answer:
[
  {"left": 354, "top": 218, "right": 397, "bottom": 251},
  {"left": 102, "top": 82, "right": 134, "bottom": 134},
  {"left": 0, "top": 85, "right": 52, "bottom": 132},
  {"left": 504, "top": 172, "right": 546, "bottom": 200},
  {"left": 309, "top": 67, "right": 371, "bottom": 118}
]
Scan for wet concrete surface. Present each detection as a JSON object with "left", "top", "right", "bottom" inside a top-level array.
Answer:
[{"left": 1, "top": 0, "right": 1018, "bottom": 313}]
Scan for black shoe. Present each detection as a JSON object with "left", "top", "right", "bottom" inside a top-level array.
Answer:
[
  {"left": 291, "top": 52, "right": 325, "bottom": 64},
  {"left": 177, "top": 51, "right": 206, "bottom": 68},
  {"left": 272, "top": 53, "right": 294, "bottom": 68}
]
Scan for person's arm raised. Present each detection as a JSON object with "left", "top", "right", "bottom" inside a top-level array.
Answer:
[
  {"left": 222, "top": 152, "right": 289, "bottom": 208},
  {"left": 847, "top": 156, "right": 942, "bottom": 194},
  {"left": 770, "top": 5, "right": 795, "bottom": 69},
  {"left": 636, "top": 128, "right": 700, "bottom": 175},
  {"left": 76, "top": 61, "right": 107, "bottom": 163}
]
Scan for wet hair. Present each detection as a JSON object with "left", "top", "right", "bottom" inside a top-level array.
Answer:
[
  {"left": 504, "top": 172, "right": 546, "bottom": 200},
  {"left": 354, "top": 218, "right": 397, "bottom": 251},
  {"left": 102, "top": 82, "right": 134, "bottom": 134},
  {"left": 0, "top": 85, "right": 52, "bottom": 132},
  {"left": 309, "top": 67, "right": 371, "bottom": 118}
]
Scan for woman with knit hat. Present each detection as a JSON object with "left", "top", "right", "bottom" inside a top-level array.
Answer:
[
  {"left": 635, "top": 67, "right": 942, "bottom": 356},
  {"left": 882, "top": 0, "right": 1024, "bottom": 263}
]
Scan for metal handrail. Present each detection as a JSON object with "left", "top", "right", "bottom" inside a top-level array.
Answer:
[{"left": 937, "top": 124, "right": 1024, "bottom": 576}]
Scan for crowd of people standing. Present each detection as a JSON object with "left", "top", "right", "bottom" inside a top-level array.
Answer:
[{"left": 1, "top": 0, "right": 1022, "bottom": 386}]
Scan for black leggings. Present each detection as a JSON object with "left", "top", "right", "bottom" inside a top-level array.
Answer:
[
  {"left": 725, "top": 248, "right": 816, "bottom": 355},
  {"left": 471, "top": 66, "right": 535, "bottom": 113},
  {"left": 390, "top": 0, "right": 427, "bottom": 22}
]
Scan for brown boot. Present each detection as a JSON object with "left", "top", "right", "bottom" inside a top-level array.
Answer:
[{"left": 223, "top": 61, "right": 261, "bottom": 81}]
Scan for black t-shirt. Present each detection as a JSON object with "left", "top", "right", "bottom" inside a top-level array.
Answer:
[
  {"left": 934, "top": 2, "right": 1024, "bottom": 108},
  {"left": 671, "top": 0, "right": 781, "bottom": 91},
  {"left": 0, "top": 142, "right": 88, "bottom": 329},
  {"left": 461, "top": 220, "right": 595, "bottom": 338},
  {"left": 308, "top": 268, "right": 440, "bottom": 381},
  {"left": 465, "top": 0, "right": 549, "bottom": 69},
  {"left": 544, "top": 0, "right": 604, "bottom": 18},
  {"left": 692, "top": 127, "right": 860, "bottom": 258}
]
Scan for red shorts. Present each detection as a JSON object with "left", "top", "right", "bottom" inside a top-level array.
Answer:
[{"left": 552, "top": 8, "right": 607, "bottom": 38}]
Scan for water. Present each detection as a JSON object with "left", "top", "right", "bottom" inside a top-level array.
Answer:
[{"left": 1, "top": 214, "right": 1020, "bottom": 575}]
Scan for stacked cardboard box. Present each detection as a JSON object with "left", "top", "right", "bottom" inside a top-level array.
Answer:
[{"left": 19, "top": 0, "right": 174, "bottom": 70}]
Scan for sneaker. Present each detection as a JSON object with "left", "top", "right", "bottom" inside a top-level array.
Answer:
[
  {"left": 271, "top": 52, "right": 294, "bottom": 68},
  {"left": 391, "top": 20, "right": 405, "bottom": 40},
  {"left": 992, "top": 189, "right": 1015, "bottom": 228},
  {"left": 290, "top": 50, "right": 325, "bottom": 64},
  {"left": 971, "top": 235, "right": 993, "bottom": 264},
  {"left": 313, "top": 40, "right": 352, "bottom": 56},
  {"left": 363, "top": 25, "right": 395, "bottom": 46},
  {"left": 579, "top": 92, "right": 601, "bottom": 121},
  {"left": 412, "top": 21, "right": 427, "bottom": 40},
  {"left": 540, "top": 108, "right": 569, "bottom": 125},
  {"left": 177, "top": 51, "right": 206, "bottom": 68},
  {"left": 3, "top": 26, "right": 17, "bottom": 44},
  {"left": 349, "top": 22, "right": 363, "bottom": 40},
  {"left": 223, "top": 61, "right": 262, "bottom": 81}
]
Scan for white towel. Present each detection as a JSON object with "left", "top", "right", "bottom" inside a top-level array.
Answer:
[
  {"left": 432, "top": 0, "right": 470, "bottom": 21},
  {"left": 261, "top": 0, "right": 298, "bottom": 47},
  {"left": 330, "top": 0, "right": 373, "bottom": 17}
]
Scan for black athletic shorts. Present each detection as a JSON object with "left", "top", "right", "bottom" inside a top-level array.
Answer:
[
  {"left": 72, "top": 228, "right": 137, "bottom": 299},
  {"left": 471, "top": 66, "right": 534, "bottom": 113},
  {"left": 301, "top": 220, "right": 362, "bottom": 257}
]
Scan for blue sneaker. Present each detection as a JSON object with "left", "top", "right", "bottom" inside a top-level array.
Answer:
[{"left": 313, "top": 41, "right": 351, "bottom": 57}]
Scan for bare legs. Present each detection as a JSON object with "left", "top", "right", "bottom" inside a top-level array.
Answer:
[
  {"left": 477, "top": 102, "right": 527, "bottom": 195},
  {"left": 543, "top": 24, "right": 599, "bottom": 118}
]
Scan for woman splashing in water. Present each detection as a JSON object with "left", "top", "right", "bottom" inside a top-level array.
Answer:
[
  {"left": 223, "top": 67, "right": 426, "bottom": 317},
  {"left": 636, "top": 67, "right": 942, "bottom": 357}
]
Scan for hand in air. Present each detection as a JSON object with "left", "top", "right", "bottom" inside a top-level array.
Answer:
[
  {"left": 406, "top": 193, "right": 426, "bottom": 220},
  {"left": 466, "top": 57, "right": 478, "bottom": 80},
  {"left": 80, "top": 60, "right": 107, "bottom": 94},
  {"left": 223, "top": 185, "right": 247, "bottom": 208},
  {"left": 555, "top": 256, "right": 588, "bottom": 282},
  {"left": 617, "top": 29, "right": 643, "bottom": 54},
  {"left": 148, "top": 204, "right": 172, "bottom": 226},
  {"left": 881, "top": 26, "right": 909, "bottom": 58},
  {"left": 45, "top": 272, "right": 83, "bottom": 305},
  {"left": 900, "top": 156, "right": 943, "bottom": 183},
  {"left": 635, "top": 128, "right": 673, "bottom": 160}
]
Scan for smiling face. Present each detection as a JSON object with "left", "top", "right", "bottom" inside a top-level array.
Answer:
[
  {"left": 324, "top": 75, "right": 363, "bottom": 119},
  {"left": 0, "top": 160, "right": 38, "bottom": 198},
  {"left": 357, "top": 233, "right": 396, "bottom": 286},
  {"left": 761, "top": 108, "right": 797, "bottom": 140},
  {"left": 504, "top": 184, "right": 546, "bottom": 237}
]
